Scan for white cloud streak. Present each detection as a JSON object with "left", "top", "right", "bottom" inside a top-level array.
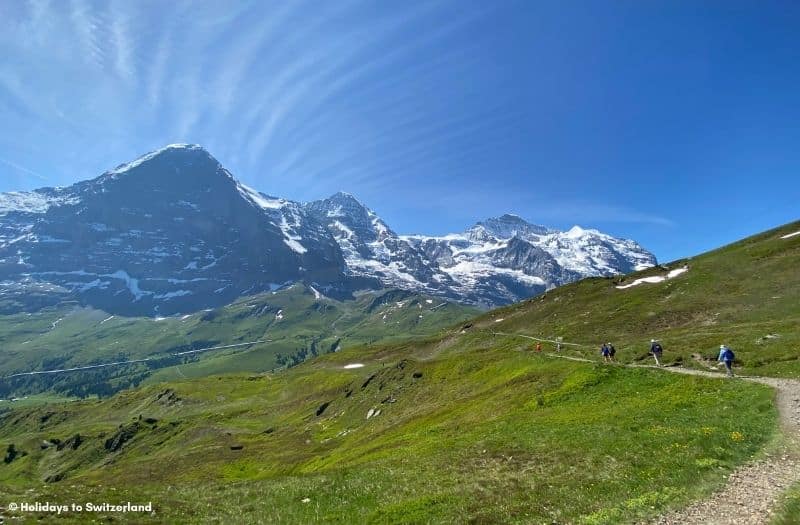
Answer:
[
  {"left": 109, "top": 0, "right": 135, "bottom": 81},
  {"left": 0, "top": 157, "right": 49, "bottom": 182}
]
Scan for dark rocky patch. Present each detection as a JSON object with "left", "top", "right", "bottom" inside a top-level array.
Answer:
[
  {"left": 200, "top": 310, "right": 219, "bottom": 322},
  {"left": 361, "top": 374, "right": 376, "bottom": 390},
  {"left": 3, "top": 443, "right": 25, "bottom": 464},
  {"left": 44, "top": 472, "right": 65, "bottom": 483},
  {"left": 155, "top": 388, "right": 181, "bottom": 405},
  {"left": 316, "top": 402, "right": 331, "bottom": 416},
  {"left": 57, "top": 434, "right": 82, "bottom": 451},
  {"left": 105, "top": 422, "right": 141, "bottom": 452}
]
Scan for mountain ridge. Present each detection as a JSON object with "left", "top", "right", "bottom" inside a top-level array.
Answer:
[{"left": 0, "top": 144, "right": 656, "bottom": 314}]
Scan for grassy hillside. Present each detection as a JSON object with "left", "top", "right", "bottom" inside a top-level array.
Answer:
[
  {"left": 0, "top": 285, "right": 477, "bottom": 398},
  {"left": 0, "top": 336, "right": 777, "bottom": 524},
  {"left": 1, "top": 221, "right": 799, "bottom": 523},
  {"left": 477, "top": 220, "right": 800, "bottom": 377}
]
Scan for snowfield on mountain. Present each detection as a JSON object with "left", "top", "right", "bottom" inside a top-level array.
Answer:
[{"left": 0, "top": 144, "right": 656, "bottom": 315}]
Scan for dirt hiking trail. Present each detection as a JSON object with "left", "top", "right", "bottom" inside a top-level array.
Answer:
[{"left": 493, "top": 331, "right": 800, "bottom": 524}]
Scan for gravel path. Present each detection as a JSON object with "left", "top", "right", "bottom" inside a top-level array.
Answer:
[
  {"left": 551, "top": 352, "right": 800, "bottom": 523},
  {"left": 641, "top": 368, "right": 800, "bottom": 525},
  {"left": 494, "top": 331, "right": 800, "bottom": 524}
]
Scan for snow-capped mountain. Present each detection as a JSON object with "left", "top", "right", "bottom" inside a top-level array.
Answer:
[
  {"left": 0, "top": 145, "right": 351, "bottom": 315},
  {"left": 305, "top": 196, "right": 656, "bottom": 306},
  {"left": 0, "top": 144, "right": 655, "bottom": 314}
]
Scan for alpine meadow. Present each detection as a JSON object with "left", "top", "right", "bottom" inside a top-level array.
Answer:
[{"left": 1, "top": 1, "right": 799, "bottom": 524}]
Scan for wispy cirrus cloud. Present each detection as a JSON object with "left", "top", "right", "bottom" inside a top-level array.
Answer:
[
  {"left": 69, "top": 0, "right": 105, "bottom": 69},
  {"left": 1, "top": 0, "right": 496, "bottom": 195},
  {"left": 0, "top": 1, "right": 674, "bottom": 234},
  {"left": 109, "top": 1, "right": 135, "bottom": 81}
]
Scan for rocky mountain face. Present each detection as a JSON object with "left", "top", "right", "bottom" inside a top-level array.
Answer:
[
  {"left": 0, "top": 145, "right": 351, "bottom": 315},
  {"left": 0, "top": 145, "right": 656, "bottom": 314},
  {"left": 305, "top": 197, "right": 655, "bottom": 306}
]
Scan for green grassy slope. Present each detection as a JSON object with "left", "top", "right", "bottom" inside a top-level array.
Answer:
[
  {"left": 1, "top": 221, "right": 798, "bottom": 523},
  {"left": 0, "top": 285, "right": 477, "bottom": 398},
  {"left": 0, "top": 337, "right": 777, "bottom": 524},
  {"left": 476, "top": 220, "right": 800, "bottom": 377}
]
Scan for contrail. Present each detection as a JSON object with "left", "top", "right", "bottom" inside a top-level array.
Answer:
[{"left": 0, "top": 157, "right": 49, "bottom": 182}]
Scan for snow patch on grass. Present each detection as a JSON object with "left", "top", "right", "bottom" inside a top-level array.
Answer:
[{"left": 616, "top": 266, "right": 688, "bottom": 289}]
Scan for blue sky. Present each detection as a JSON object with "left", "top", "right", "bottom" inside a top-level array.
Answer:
[{"left": 1, "top": 0, "right": 798, "bottom": 262}]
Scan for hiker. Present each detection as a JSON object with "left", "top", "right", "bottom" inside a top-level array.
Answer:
[
  {"left": 650, "top": 339, "right": 663, "bottom": 366},
  {"left": 718, "top": 344, "right": 735, "bottom": 377},
  {"left": 556, "top": 342, "right": 561, "bottom": 352},
  {"left": 607, "top": 342, "right": 616, "bottom": 362},
  {"left": 600, "top": 343, "right": 611, "bottom": 363},
  {"left": 535, "top": 342, "right": 542, "bottom": 353}
]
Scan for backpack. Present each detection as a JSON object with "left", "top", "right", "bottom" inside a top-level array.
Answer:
[
  {"left": 653, "top": 343, "right": 663, "bottom": 353},
  {"left": 609, "top": 345, "right": 616, "bottom": 356},
  {"left": 723, "top": 348, "right": 735, "bottom": 361}
]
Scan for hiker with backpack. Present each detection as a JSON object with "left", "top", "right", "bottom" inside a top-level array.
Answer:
[
  {"left": 607, "top": 342, "right": 616, "bottom": 362},
  {"left": 718, "top": 344, "right": 735, "bottom": 377},
  {"left": 535, "top": 342, "right": 542, "bottom": 353},
  {"left": 650, "top": 339, "right": 663, "bottom": 366},
  {"left": 600, "top": 343, "right": 611, "bottom": 363}
]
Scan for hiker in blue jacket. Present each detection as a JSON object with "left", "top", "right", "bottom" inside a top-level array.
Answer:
[
  {"left": 650, "top": 339, "right": 663, "bottom": 366},
  {"left": 718, "top": 344, "right": 735, "bottom": 377},
  {"left": 600, "top": 343, "right": 611, "bottom": 363}
]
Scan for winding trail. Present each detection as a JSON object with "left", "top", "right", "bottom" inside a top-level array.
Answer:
[
  {"left": 645, "top": 371, "right": 800, "bottom": 525},
  {"left": 492, "top": 331, "right": 800, "bottom": 524}
]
